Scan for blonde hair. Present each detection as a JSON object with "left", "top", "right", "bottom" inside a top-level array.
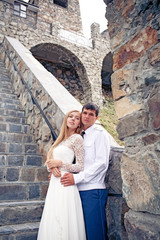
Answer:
[{"left": 47, "top": 110, "right": 81, "bottom": 161}]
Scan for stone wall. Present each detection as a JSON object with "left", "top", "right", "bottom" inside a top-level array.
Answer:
[
  {"left": 0, "top": 0, "right": 111, "bottom": 106},
  {"left": 39, "top": 59, "right": 85, "bottom": 103},
  {"left": 37, "top": 0, "right": 82, "bottom": 34},
  {"left": 106, "top": 147, "right": 129, "bottom": 239},
  {"left": 104, "top": 0, "right": 160, "bottom": 238}
]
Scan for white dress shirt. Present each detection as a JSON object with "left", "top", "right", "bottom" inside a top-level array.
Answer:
[{"left": 74, "top": 124, "right": 111, "bottom": 191}]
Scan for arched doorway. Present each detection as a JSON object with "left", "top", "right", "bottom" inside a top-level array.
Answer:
[
  {"left": 101, "top": 51, "right": 113, "bottom": 94},
  {"left": 30, "top": 43, "right": 91, "bottom": 104}
]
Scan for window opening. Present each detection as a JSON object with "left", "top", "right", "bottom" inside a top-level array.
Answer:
[
  {"left": 54, "top": 0, "right": 68, "bottom": 8},
  {"left": 14, "top": 2, "right": 27, "bottom": 18}
]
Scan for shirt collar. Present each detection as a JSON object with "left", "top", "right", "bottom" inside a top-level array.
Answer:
[{"left": 83, "top": 124, "right": 95, "bottom": 135}]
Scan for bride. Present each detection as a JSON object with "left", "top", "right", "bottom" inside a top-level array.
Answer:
[{"left": 37, "top": 110, "right": 86, "bottom": 240}]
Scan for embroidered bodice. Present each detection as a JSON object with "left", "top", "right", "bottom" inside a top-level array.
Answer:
[{"left": 53, "top": 134, "right": 84, "bottom": 173}]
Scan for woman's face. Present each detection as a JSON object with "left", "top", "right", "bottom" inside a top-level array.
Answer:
[{"left": 67, "top": 111, "right": 80, "bottom": 131}]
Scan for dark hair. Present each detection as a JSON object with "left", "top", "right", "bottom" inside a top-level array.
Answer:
[{"left": 82, "top": 102, "right": 99, "bottom": 117}]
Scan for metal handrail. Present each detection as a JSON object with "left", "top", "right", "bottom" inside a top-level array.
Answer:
[{"left": 2, "top": 44, "right": 57, "bottom": 141}]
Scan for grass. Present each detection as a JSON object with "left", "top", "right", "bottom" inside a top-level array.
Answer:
[{"left": 98, "top": 92, "right": 124, "bottom": 146}]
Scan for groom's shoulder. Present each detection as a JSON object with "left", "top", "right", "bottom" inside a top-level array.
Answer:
[
  {"left": 93, "top": 124, "right": 109, "bottom": 139},
  {"left": 93, "top": 124, "right": 103, "bottom": 132}
]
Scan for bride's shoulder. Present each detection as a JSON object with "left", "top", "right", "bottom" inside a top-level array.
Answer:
[{"left": 70, "top": 133, "right": 82, "bottom": 141}]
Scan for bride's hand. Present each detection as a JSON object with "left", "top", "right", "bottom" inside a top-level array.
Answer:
[
  {"left": 52, "top": 167, "right": 61, "bottom": 178},
  {"left": 46, "top": 159, "right": 62, "bottom": 169}
]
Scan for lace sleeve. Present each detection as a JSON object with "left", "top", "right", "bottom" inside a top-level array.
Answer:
[{"left": 62, "top": 135, "right": 84, "bottom": 173}]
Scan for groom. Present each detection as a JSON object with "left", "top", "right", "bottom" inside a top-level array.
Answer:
[{"left": 60, "top": 102, "right": 111, "bottom": 240}]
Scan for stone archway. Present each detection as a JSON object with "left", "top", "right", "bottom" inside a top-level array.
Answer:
[
  {"left": 104, "top": 0, "right": 160, "bottom": 238},
  {"left": 30, "top": 43, "right": 92, "bottom": 104}
]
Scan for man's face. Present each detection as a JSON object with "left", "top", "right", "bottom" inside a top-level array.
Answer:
[{"left": 81, "top": 108, "right": 98, "bottom": 130}]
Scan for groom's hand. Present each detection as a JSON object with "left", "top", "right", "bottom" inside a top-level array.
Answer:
[
  {"left": 48, "top": 172, "right": 52, "bottom": 181},
  {"left": 60, "top": 173, "right": 75, "bottom": 186}
]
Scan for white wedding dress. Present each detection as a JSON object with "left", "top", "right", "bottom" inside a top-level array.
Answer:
[{"left": 37, "top": 134, "right": 86, "bottom": 240}]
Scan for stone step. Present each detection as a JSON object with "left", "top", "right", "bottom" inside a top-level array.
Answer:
[
  {"left": 0, "top": 200, "right": 44, "bottom": 226},
  {"left": 0, "top": 122, "right": 30, "bottom": 134},
  {"left": 0, "top": 92, "right": 18, "bottom": 100},
  {"left": 0, "top": 154, "right": 44, "bottom": 165},
  {"left": 0, "top": 69, "right": 10, "bottom": 76},
  {"left": 0, "top": 62, "right": 9, "bottom": 69},
  {"left": 0, "top": 83, "right": 12, "bottom": 89},
  {"left": 0, "top": 181, "right": 48, "bottom": 202},
  {"left": 0, "top": 221, "right": 39, "bottom": 240},
  {"left": 0, "top": 82, "right": 11, "bottom": 86},
  {"left": 0, "top": 115, "right": 26, "bottom": 124},
  {"left": 0, "top": 71, "right": 10, "bottom": 77},
  {"left": 0, "top": 68, "right": 9, "bottom": 73},
  {"left": 0, "top": 72, "right": 10, "bottom": 77},
  {"left": 0, "top": 74, "right": 10, "bottom": 80},
  {"left": 0, "top": 133, "right": 34, "bottom": 143},
  {"left": 0, "top": 154, "right": 44, "bottom": 167},
  {"left": 0, "top": 108, "right": 25, "bottom": 117},
  {"left": 0, "top": 165, "right": 47, "bottom": 183},
  {"left": 0, "top": 96, "right": 21, "bottom": 105},
  {"left": 0, "top": 61, "right": 7, "bottom": 66},
  {"left": 0, "top": 142, "right": 39, "bottom": 155},
  {"left": 0, "top": 102, "right": 23, "bottom": 110},
  {"left": 0, "top": 87, "right": 14, "bottom": 94}
]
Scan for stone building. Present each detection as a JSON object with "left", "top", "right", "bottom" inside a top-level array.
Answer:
[
  {"left": 1, "top": 0, "right": 159, "bottom": 239},
  {"left": 104, "top": 0, "right": 160, "bottom": 239},
  {"left": 0, "top": 0, "right": 111, "bottom": 106}
]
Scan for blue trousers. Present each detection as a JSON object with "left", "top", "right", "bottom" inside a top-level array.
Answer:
[{"left": 80, "top": 189, "right": 108, "bottom": 240}]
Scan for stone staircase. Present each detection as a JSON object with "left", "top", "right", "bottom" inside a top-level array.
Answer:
[{"left": 0, "top": 60, "right": 48, "bottom": 240}]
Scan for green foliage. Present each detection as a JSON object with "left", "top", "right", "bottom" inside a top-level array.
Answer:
[{"left": 99, "top": 97, "right": 124, "bottom": 146}]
